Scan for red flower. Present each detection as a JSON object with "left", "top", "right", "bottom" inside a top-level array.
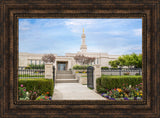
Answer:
[
  {"left": 114, "top": 88, "right": 116, "bottom": 90},
  {"left": 40, "top": 99, "right": 43, "bottom": 101}
]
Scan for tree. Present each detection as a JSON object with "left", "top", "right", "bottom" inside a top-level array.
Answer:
[
  {"left": 109, "top": 60, "right": 120, "bottom": 68},
  {"left": 109, "top": 53, "right": 142, "bottom": 68},
  {"left": 41, "top": 54, "right": 56, "bottom": 63},
  {"left": 118, "top": 56, "right": 125, "bottom": 67},
  {"left": 136, "top": 54, "right": 142, "bottom": 68},
  {"left": 74, "top": 55, "right": 95, "bottom": 65}
]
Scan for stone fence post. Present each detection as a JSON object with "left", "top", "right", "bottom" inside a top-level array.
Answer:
[
  {"left": 93, "top": 64, "right": 101, "bottom": 91},
  {"left": 45, "top": 63, "right": 53, "bottom": 79}
]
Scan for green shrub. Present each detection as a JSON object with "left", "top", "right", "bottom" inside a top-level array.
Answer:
[
  {"left": 101, "top": 66, "right": 109, "bottom": 69},
  {"left": 27, "top": 64, "right": 45, "bottom": 69},
  {"left": 18, "top": 78, "right": 54, "bottom": 96},
  {"left": 96, "top": 78, "right": 107, "bottom": 93},
  {"left": 135, "top": 73, "right": 140, "bottom": 76},
  {"left": 124, "top": 72, "right": 130, "bottom": 75},
  {"left": 72, "top": 65, "right": 91, "bottom": 70},
  {"left": 18, "top": 86, "right": 27, "bottom": 98},
  {"left": 96, "top": 76, "right": 142, "bottom": 93}
]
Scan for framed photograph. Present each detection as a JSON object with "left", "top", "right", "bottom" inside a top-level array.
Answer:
[
  {"left": 18, "top": 18, "right": 143, "bottom": 101},
  {"left": 0, "top": 0, "right": 159, "bottom": 117}
]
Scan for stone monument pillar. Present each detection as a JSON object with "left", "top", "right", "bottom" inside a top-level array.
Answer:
[
  {"left": 80, "top": 28, "right": 87, "bottom": 52},
  {"left": 93, "top": 64, "right": 101, "bottom": 91},
  {"left": 45, "top": 63, "right": 53, "bottom": 79}
]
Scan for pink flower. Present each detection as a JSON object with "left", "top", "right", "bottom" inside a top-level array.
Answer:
[
  {"left": 21, "top": 84, "right": 23, "bottom": 87},
  {"left": 24, "top": 89, "right": 26, "bottom": 91},
  {"left": 34, "top": 92, "right": 36, "bottom": 94}
]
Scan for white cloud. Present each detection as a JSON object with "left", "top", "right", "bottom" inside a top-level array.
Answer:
[
  {"left": 19, "top": 19, "right": 142, "bottom": 55},
  {"left": 65, "top": 19, "right": 96, "bottom": 33},
  {"left": 133, "top": 28, "right": 142, "bottom": 36},
  {"left": 65, "top": 19, "right": 95, "bottom": 26}
]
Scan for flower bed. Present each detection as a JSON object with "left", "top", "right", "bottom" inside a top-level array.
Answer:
[
  {"left": 96, "top": 75, "right": 142, "bottom": 93},
  {"left": 19, "top": 84, "right": 52, "bottom": 100},
  {"left": 100, "top": 83, "right": 143, "bottom": 100},
  {"left": 18, "top": 78, "right": 54, "bottom": 100}
]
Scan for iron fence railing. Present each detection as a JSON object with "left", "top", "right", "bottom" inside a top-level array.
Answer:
[
  {"left": 18, "top": 66, "right": 45, "bottom": 79},
  {"left": 101, "top": 68, "right": 142, "bottom": 76}
]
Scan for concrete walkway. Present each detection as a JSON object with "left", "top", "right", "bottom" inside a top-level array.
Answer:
[{"left": 52, "top": 83, "right": 106, "bottom": 100}]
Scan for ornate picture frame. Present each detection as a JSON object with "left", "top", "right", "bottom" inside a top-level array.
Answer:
[{"left": 0, "top": 0, "right": 159, "bottom": 117}]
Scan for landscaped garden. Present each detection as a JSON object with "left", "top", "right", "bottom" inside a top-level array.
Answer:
[
  {"left": 97, "top": 75, "right": 142, "bottom": 100},
  {"left": 18, "top": 74, "right": 45, "bottom": 77},
  {"left": 18, "top": 78, "right": 54, "bottom": 100}
]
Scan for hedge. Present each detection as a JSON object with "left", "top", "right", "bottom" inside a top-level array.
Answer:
[
  {"left": 26, "top": 64, "right": 45, "bottom": 69},
  {"left": 18, "top": 78, "right": 54, "bottom": 96},
  {"left": 101, "top": 66, "right": 109, "bottom": 69},
  {"left": 96, "top": 75, "right": 142, "bottom": 93}
]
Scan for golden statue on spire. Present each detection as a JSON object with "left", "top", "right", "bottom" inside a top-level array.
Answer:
[{"left": 83, "top": 28, "right": 84, "bottom": 33}]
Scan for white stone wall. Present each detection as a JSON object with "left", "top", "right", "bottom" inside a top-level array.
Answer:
[{"left": 19, "top": 52, "right": 120, "bottom": 68}]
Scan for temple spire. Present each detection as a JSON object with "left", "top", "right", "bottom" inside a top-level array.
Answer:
[{"left": 80, "top": 28, "right": 87, "bottom": 52}]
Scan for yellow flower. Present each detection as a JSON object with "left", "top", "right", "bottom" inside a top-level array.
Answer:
[
  {"left": 124, "top": 93, "right": 128, "bottom": 97},
  {"left": 117, "top": 88, "right": 122, "bottom": 92}
]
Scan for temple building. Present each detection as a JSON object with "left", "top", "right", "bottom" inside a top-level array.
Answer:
[{"left": 19, "top": 29, "right": 120, "bottom": 70}]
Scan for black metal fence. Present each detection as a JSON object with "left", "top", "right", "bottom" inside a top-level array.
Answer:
[
  {"left": 18, "top": 66, "right": 45, "bottom": 79},
  {"left": 101, "top": 68, "right": 142, "bottom": 76},
  {"left": 53, "top": 66, "right": 55, "bottom": 87}
]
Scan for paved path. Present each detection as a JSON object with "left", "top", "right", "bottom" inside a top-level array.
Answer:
[{"left": 52, "top": 83, "right": 106, "bottom": 100}]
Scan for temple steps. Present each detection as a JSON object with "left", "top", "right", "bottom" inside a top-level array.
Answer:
[
  {"left": 56, "top": 71, "right": 72, "bottom": 74},
  {"left": 56, "top": 70, "right": 78, "bottom": 83},
  {"left": 56, "top": 74, "right": 75, "bottom": 79},
  {"left": 55, "top": 79, "right": 78, "bottom": 83}
]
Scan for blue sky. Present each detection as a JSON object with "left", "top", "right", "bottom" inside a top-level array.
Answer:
[{"left": 19, "top": 18, "right": 142, "bottom": 56}]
